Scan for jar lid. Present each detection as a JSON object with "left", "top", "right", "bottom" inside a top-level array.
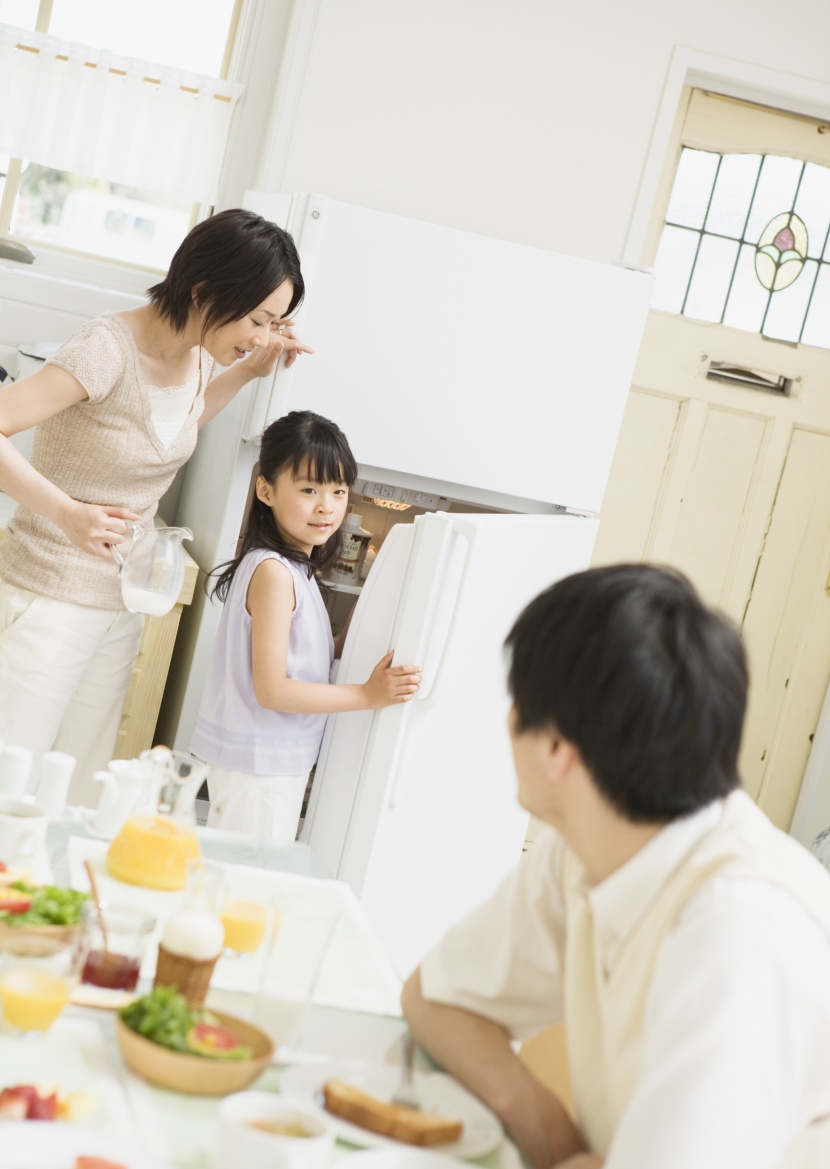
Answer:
[{"left": 343, "top": 514, "right": 372, "bottom": 535}]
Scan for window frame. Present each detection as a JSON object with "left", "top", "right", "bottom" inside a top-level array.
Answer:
[{"left": 0, "top": 0, "right": 248, "bottom": 284}]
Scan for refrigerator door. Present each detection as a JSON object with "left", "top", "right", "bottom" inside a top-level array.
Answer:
[
  {"left": 302, "top": 512, "right": 599, "bottom": 975},
  {"left": 245, "top": 191, "right": 652, "bottom": 514}
]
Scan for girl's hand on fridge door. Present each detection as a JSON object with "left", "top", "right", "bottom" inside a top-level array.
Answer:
[{"left": 362, "top": 652, "right": 422, "bottom": 709}]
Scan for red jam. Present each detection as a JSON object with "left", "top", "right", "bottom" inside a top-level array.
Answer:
[{"left": 81, "top": 950, "right": 141, "bottom": 991}]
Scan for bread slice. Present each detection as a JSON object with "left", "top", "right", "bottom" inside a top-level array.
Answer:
[{"left": 323, "top": 1079, "right": 463, "bottom": 1147}]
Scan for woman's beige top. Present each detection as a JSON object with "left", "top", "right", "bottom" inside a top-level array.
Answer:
[{"left": 0, "top": 314, "right": 214, "bottom": 609}]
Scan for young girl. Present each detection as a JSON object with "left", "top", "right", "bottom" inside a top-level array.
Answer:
[{"left": 191, "top": 410, "right": 421, "bottom": 841}]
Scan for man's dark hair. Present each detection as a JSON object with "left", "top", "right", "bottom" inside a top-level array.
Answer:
[
  {"left": 505, "top": 564, "right": 748, "bottom": 822},
  {"left": 148, "top": 208, "right": 304, "bottom": 334}
]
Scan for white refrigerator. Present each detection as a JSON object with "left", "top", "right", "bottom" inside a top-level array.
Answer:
[{"left": 161, "top": 191, "right": 652, "bottom": 973}]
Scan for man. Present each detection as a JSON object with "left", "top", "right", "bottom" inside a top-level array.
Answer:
[{"left": 402, "top": 565, "right": 830, "bottom": 1169}]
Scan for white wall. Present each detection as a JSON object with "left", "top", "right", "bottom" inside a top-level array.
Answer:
[{"left": 264, "top": 0, "right": 830, "bottom": 263}]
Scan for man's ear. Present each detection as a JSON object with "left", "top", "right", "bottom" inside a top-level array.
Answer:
[
  {"left": 548, "top": 734, "right": 580, "bottom": 783},
  {"left": 254, "top": 475, "right": 272, "bottom": 506}
]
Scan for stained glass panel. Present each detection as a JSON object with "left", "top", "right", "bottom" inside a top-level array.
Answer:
[
  {"left": 653, "top": 145, "right": 830, "bottom": 351},
  {"left": 794, "top": 163, "right": 830, "bottom": 260},
  {"left": 684, "top": 235, "right": 739, "bottom": 322},
  {"left": 664, "top": 149, "right": 719, "bottom": 229},
  {"left": 801, "top": 266, "right": 830, "bottom": 348},
  {"left": 744, "top": 156, "right": 803, "bottom": 244},
  {"left": 651, "top": 225, "right": 700, "bottom": 313},
  {"left": 763, "top": 259, "right": 817, "bottom": 343},
  {"left": 722, "top": 245, "right": 769, "bottom": 334},
  {"left": 705, "top": 154, "right": 761, "bottom": 238}
]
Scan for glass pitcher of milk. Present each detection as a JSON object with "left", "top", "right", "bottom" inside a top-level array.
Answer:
[{"left": 111, "top": 523, "right": 193, "bottom": 617}]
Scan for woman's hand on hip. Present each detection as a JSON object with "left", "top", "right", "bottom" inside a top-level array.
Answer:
[
  {"left": 362, "top": 652, "right": 422, "bottom": 709},
  {"left": 58, "top": 500, "right": 141, "bottom": 560}
]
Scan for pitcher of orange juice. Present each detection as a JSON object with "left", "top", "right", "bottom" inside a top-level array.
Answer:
[{"left": 106, "top": 748, "right": 205, "bottom": 891}]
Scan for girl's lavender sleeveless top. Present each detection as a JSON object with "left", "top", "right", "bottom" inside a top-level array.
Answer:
[{"left": 191, "top": 549, "right": 334, "bottom": 775}]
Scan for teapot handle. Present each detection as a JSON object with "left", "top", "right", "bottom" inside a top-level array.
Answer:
[{"left": 92, "top": 770, "right": 117, "bottom": 814}]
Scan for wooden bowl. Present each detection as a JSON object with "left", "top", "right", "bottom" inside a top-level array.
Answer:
[
  {"left": 115, "top": 1010, "right": 274, "bottom": 1096},
  {"left": 0, "top": 919, "right": 82, "bottom": 947}
]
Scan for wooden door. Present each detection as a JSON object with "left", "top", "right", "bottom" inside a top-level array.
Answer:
[{"left": 592, "top": 91, "right": 830, "bottom": 828}]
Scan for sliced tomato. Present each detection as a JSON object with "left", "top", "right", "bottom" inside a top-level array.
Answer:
[
  {"left": 0, "top": 1088, "right": 30, "bottom": 1120},
  {"left": 0, "top": 889, "right": 32, "bottom": 914},
  {"left": 74, "top": 1159, "right": 129, "bottom": 1169},
  {"left": 27, "top": 1090, "right": 57, "bottom": 1120},
  {"left": 185, "top": 1021, "right": 244, "bottom": 1055},
  {"left": 0, "top": 1084, "right": 61, "bottom": 1121}
]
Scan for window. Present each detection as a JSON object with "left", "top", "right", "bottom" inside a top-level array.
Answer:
[
  {"left": 652, "top": 145, "right": 830, "bottom": 351},
  {"left": 0, "top": 0, "right": 241, "bottom": 270}
]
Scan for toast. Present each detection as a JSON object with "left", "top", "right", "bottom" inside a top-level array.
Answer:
[{"left": 323, "top": 1079, "right": 463, "bottom": 1147}]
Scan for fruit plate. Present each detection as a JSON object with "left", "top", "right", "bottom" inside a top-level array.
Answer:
[
  {"left": 116, "top": 1009, "right": 274, "bottom": 1096},
  {"left": 281, "top": 1059, "right": 503, "bottom": 1160},
  {"left": 1, "top": 1122, "right": 176, "bottom": 1168},
  {"left": 0, "top": 1015, "right": 135, "bottom": 1133}
]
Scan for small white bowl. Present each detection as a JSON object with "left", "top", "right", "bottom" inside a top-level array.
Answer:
[{"left": 214, "top": 1091, "right": 336, "bottom": 1169}]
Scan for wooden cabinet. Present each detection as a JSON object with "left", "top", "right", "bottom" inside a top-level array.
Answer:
[{"left": 113, "top": 546, "right": 198, "bottom": 759}]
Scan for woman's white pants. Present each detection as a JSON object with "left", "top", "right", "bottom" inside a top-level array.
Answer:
[{"left": 0, "top": 579, "right": 143, "bottom": 807}]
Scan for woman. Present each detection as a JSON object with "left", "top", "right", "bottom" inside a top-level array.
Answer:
[{"left": 0, "top": 209, "right": 312, "bottom": 804}]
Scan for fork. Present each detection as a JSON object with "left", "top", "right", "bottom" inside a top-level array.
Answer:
[{"left": 391, "top": 1031, "right": 422, "bottom": 1110}]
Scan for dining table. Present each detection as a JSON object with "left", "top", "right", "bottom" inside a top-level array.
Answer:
[{"left": 0, "top": 815, "right": 523, "bottom": 1169}]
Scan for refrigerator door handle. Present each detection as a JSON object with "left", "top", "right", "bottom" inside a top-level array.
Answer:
[{"left": 388, "top": 522, "right": 472, "bottom": 809}]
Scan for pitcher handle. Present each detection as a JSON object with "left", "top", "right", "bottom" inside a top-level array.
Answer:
[{"left": 110, "top": 521, "right": 144, "bottom": 572}]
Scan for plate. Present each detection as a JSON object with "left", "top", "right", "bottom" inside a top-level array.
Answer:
[
  {"left": 70, "top": 983, "right": 137, "bottom": 1010},
  {"left": 341, "top": 1151, "right": 468, "bottom": 1167},
  {"left": 0, "top": 1122, "right": 175, "bottom": 1168},
  {"left": 280, "top": 1059, "right": 503, "bottom": 1161}
]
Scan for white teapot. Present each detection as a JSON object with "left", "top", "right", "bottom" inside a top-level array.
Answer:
[
  {"left": 88, "top": 759, "right": 154, "bottom": 838},
  {"left": 111, "top": 523, "right": 193, "bottom": 617}
]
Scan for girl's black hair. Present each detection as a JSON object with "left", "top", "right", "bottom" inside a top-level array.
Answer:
[
  {"left": 210, "top": 411, "right": 358, "bottom": 601},
  {"left": 147, "top": 209, "right": 304, "bottom": 334}
]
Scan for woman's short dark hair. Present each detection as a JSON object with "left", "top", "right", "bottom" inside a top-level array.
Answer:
[
  {"left": 505, "top": 564, "right": 748, "bottom": 822},
  {"left": 148, "top": 209, "right": 304, "bottom": 333}
]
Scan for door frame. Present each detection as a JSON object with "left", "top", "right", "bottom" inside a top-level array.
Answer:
[{"left": 625, "top": 47, "right": 830, "bottom": 268}]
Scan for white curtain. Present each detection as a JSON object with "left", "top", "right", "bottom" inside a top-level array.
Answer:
[{"left": 0, "top": 24, "right": 243, "bottom": 203}]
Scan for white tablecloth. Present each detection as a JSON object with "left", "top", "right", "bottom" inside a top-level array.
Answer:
[{"left": 68, "top": 837, "right": 402, "bottom": 1017}]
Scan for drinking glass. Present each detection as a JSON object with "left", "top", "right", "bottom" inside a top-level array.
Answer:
[
  {"left": 252, "top": 898, "right": 341, "bottom": 1052},
  {"left": 220, "top": 898, "right": 269, "bottom": 959},
  {"left": 80, "top": 901, "right": 156, "bottom": 992},
  {"left": 0, "top": 930, "right": 88, "bottom": 1038}
]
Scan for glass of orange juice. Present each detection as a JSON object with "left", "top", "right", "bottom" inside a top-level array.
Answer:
[
  {"left": 0, "top": 930, "right": 87, "bottom": 1039},
  {"left": 220, "top": 899, "right": 269, "bottom": 959}
]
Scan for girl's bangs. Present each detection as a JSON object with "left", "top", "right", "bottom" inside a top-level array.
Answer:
[{"left": 291, "top": 437, "right": 356, "bottom": 485}]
